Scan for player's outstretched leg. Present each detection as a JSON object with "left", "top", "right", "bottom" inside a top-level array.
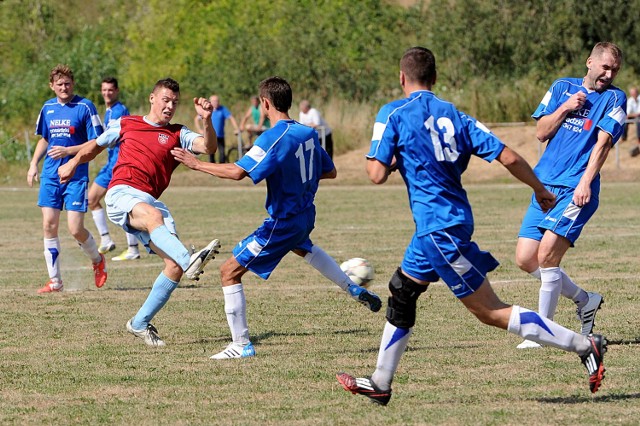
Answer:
[
  {"left": 126, "top": 318, "right": 165, "bottom": 347},
  {"left": 336, "top": 373, "right": 392, "bottom": 406},
  {"left": 185, "top": 239, "right": 221, "bottom": 281}
]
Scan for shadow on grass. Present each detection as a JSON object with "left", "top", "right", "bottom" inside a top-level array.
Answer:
[
  {"left": 537, "top": 393, "right": 640, "bottom": 404},
  {"left": 606, "top": 338, "right": 640, "bottom": 346}
]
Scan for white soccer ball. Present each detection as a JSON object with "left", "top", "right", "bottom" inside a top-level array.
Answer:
[{"left": 340, "top": 257, "right": 374, "bottom": 288}]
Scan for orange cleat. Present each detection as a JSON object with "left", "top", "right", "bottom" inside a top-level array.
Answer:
[
  {"left": 93, "top": 254, "right": 107, "bottom": 288},
  {"left": 38, "top": 279, "right": 63, "bottom": 294}
]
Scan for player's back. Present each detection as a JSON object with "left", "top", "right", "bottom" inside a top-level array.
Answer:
[{"left": 238, "top": 119, "right": 332, "bottom": 219}]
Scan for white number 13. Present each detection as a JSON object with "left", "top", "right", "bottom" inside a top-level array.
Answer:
[
  {"left": 424, "top": 116, "right": 459, "bottom": 162},
  {"left": 295, "top": 138, "right": 315, "bottom": 183}
]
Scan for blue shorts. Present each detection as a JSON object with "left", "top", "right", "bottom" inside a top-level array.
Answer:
[
  {"left": 37, "top": 177, "right": 88, "bottom": 212},
  {"left": 401, "top": 225, "right": 499, "bottom": 299},
  {"left": 233, "top": 212, "right": 315, "bottom": 280},
  {"left": 518, "top": 185, "right": 598, "bottom": 245},
  {"left": 105, "top": 185, "right": 177, "bottom": 254}
]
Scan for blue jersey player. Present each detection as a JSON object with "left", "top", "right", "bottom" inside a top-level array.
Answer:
[
  {"left": 86, "top": 77, "right": 140, "bottom": 262},
  {"left": 172, "top": 76, "right": 383, "bottom": 360},
  {"left": 27, "top": 64, "right": 107, "bottom": 293},
  {"left": 515, "top": 42, "right": 626, "bottom": 349},
  {"left": 336, "top": 47, "right": 608, "bottom": 405}
]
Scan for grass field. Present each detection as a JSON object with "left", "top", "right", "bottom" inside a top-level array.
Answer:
[{"left": 1, "top": 182, "right": 639, "bottom": 425}]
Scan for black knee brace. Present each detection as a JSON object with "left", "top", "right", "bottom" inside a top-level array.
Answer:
[{"left": 386, "top": 268, "right": 429, "bottom": 328}]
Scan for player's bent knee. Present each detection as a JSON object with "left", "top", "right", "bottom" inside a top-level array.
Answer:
[{"left": 386, "top": 268, "right": 429, "bottom": 328}]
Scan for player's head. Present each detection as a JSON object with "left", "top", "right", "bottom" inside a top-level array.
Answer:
[
  {"left": 149, "top": 78, "right": 180, "bottom": 125},
  {"left": 299, "top": 99, "right": 311, "bottom": 113},
  {"left": 585, "top": 42, "right": 623, "bottom": 92},
  {"left": 209, "top": 95, "right": 220, "bottom": 108},
  {"left": 101, "top": 76, "right": 120, "bottom": 106},
  {"left": 49, "top": 64, "right": 75, "bottom": 103},
  {"left": 400, "top": 47, "right": 437, "bottom": 87},
  {"left": 630, "top": 86, "right": 638, "bottom": 98},
  {"left": 250, "top": 95, "right": 260, "bottom": 107},
  {"left": 259, "top": 76, "right": 292, "bottom": 113}
]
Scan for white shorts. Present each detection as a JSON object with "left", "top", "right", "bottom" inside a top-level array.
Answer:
[{"left": 105, "top": 185, "right": 177, "bottom": 253}]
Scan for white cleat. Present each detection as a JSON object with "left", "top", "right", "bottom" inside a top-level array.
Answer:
[
  {"left": 516, "top": 339, "right": 543, "bottom": 349},
  {"left": 126, "top": 319, "right": 166, "bottom": 347},
  {"left": 185, "top": 239, "right": 221, "bottom": 281},
  {"left": 210, "top": 342, "right": 255, "bottom": 359}
]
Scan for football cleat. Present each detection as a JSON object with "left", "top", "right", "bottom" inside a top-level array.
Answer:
[
  {"left": 185, "top": 239, "right": 220, "bottom": 281},
  {"left": 98, "top": 242, "right": 116, "bottom": 254},
  {"left": 348, "top": 284, "right": 382, "bottom": 312},
  {"left": 576, "top": 292, "right": 603, "bottom": 335},
  {"left": 210, "top": 342, "right": 256, "bottom": 359},
  {"left": 516, "top": 339, "right": 543, "bottom": 349},
  {"left": 336, "top": 373, "right": 392, "bottom": 406},
  {"left": 112, "top": 250, "right": 141, "bottom": 261},
  {"left": 93, "top": 254, "right": 107, "bottom": 288},
  {"left": 580, "top": 334, "right": 607, "bottom": 393},
  {"left": 37, "top": 278, "right": 63, "bottom": 294},
  {"left": 126, "top": 319, "right": 166, "bottom": 347}
]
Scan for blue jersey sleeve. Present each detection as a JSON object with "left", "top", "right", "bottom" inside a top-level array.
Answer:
[
  {"left": 84, "top": 100, "right": 104, "bottom": 139},
  {"left": 236, "top": 133, "right": 273, "bottom": 184},
  {"left": 461, "top": 114, "right": 505, "bottom": 162},
  {"left": 532, "top": 80, "right": 563, "bottom": 120},
  {"left": 596, "top": 92, "right": 627, "bottom": 144},
  {"left": 366, "top": 103, "right": 399, "bottom": 166}
]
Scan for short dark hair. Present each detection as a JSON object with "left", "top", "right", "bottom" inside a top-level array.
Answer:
[
  {"left": 591, "top": 42, "right": 623, "bottom": 64},
  {"left": 102, "top": 76, "right": 119, "bottom": 88},
  {"left": 400, "top": 47, "right": 437, "bottom": 86},
  {"left": 259, "top": 76, "right": 292, "bottom": 113},
  {"left": 153, "top": 78, "right": 180, "bottom": 94}
]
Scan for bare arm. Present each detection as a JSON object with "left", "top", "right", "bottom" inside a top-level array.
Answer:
[
  {"left": 58, "top": 140, "right": 106, "bottom": 184},
  {"left": 366, "top": 158, "right": 391, "bottom": 184},
  {"left": 536, "top": 92, "right": 586, "bottom": 142},
  {"left": 497, "top": 146, "right": 555, "bottom": 211},
  {"left": 171, "top": 148, "right": 247, "bottom": 180},
  {"left": 27, "top": 138, "right": 48, "bottom": 187},
  {"left": 47, "top": 139, "right": 96, "bottom": 159},
  {"left": 193, "top": 114, "right": 205, "bottom": 134},
  {"left": 320, "top": 167, "right": 337, "bottom": 180},
  {"left": 229, "top": 116, "right": 240, "bottom": 134},
  {"left": 191, "top": 97, "right": 217, "bottom": 155},
  {"left": 239, "top": 108, "right": 251, "bottom": 131},
  {"left": 573, "top": 130, "right": 613, "bottom": 207}
]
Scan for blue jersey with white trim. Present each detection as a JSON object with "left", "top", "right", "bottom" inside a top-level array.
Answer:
[
  {"left": 236, "top": 119, "right": 334, "bottom": 219},
  {"left": 367, "top": 90, "right": 505, "bottom": 236},
  {"left": 532, "top": 78, "right": 626, "bottom": 190},
  {"left": 103, "top": 101, "right": 130, "bottom": 165},
  {"left": 35, "top": 95, "right": 103, "bottom": 181}
]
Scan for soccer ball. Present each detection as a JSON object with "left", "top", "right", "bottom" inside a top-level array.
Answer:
[{"left": 340, "top": 257, "right": 374, "bottom": 288}]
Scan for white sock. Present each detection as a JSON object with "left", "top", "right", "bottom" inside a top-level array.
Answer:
[
  {"left": 126, "top": 232, "right": 140, "bottom": 255},
  {"left": 539, "top": 267, "right": 562, "bottom": 319},
  {"left": 507, "top": 305, "right": 589, "bottom": 354},
  {"left": 560, "top": 268, "right": 588, "bottom": 308},
  {"left": 43, "top": 237, "right": 61, "bottom": 281},
  {"left": 304, "top": 246, "right": 351, "bottom": 291},
  {"left": 370, "top": 321, "right": 412, "bottom": 391},
  {"left": 77, "top": 233, "right": 102, "bottom": 264},
  {"left": 529, "top": 268, "right": 541, "bottom": 280},
  {"left": 223, "top": 284, "right": 250, "bottom": 346},
  {"left": 91, "top": 208, "right": 112, "bottom": 245}
]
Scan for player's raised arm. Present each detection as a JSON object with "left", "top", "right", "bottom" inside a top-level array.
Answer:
[
  {"left": 496, "top": 146, "right": 555, "bottom": 211},
  {"left": 191, "top": 97, "right": 217, "bottom": 155},
  {"left": 535, "top": 92, "right": 586, "bottom": 142},
  {"left": 171, "top": 147, "right": 247, "bottom": 180}
]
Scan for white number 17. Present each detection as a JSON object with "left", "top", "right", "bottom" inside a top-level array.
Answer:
[{"left": 295, "top": 138, "right": 315, "bottom": 183}]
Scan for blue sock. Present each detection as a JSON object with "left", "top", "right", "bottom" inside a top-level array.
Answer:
[
  {"left": 131, "top": 273, "right": 179, "bottom": 329},
  {"left": 149, "top": 225, "right": 190, "bottom": 270}
]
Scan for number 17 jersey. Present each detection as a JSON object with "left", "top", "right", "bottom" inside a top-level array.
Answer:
[{"left": 367, "top": 90, "right": 505, "bottom": 236}]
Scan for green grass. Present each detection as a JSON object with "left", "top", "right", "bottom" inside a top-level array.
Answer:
[{"left": 1, "top": 182, "right": 639, "bottom": 425}]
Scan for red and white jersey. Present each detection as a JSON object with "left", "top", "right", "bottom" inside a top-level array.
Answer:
[{"left": 97, "top": 115, "right": 200, "bottom": 198}]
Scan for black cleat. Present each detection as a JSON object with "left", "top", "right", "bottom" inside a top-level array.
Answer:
[
  {"left": 336, "top": 373, "right": 391, "bottom": 405},
  {"left": 580, "top": 334, "right": 607, "bottom": 393}
]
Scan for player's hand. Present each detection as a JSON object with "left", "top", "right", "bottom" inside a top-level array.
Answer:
[
  {"left": 171, "top": 148, "right": 200, "bottom": 170},
  {"left": 48, "top": 146, "right": 70, "bottom": 159},
  {"left": 534, "top": 188, "right": 556, "bottom": 212},
  {"left": 572, "top": 180, "right": 591, "bottom": 207},
  {"left": 27, "top": 164, "right": 39, "bottom": 187},
  {"left": 564, "top": 91, "right": 587, "bottom": 112},
  {"left": 58, "top": 161, "right": 76, "bottom": 184},
  {"left": 193, "top": 97, "right": 213, "bottom": 120}
]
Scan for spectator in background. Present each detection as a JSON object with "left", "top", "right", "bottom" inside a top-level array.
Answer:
[
  {"left": 240, "top": 95, "right": 270, "bottom": 147},
  {"left": 194, "top": 95, "right": 239, "bottom": 163},
  {"left": 299, "top": 100, "right": 333, "bottom": 158},
  {"left": 27, "top": 64, "right": 107, "bottom": 293},
  {"left": 625, "top": 87, "right": 640, "bottom": 156}
]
